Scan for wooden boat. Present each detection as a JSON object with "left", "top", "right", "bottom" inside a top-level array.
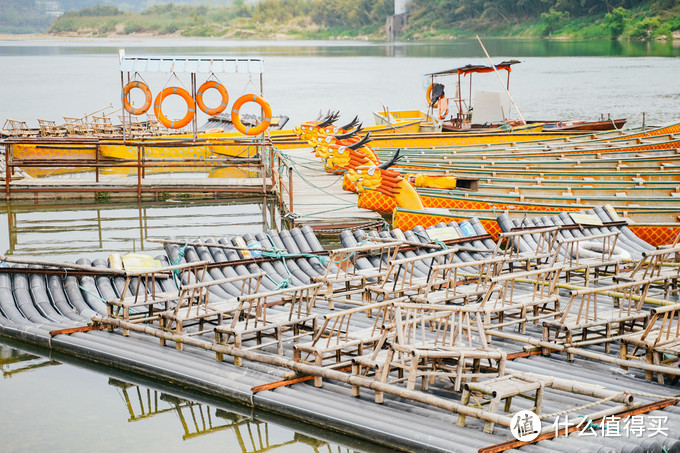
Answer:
[
  {"left": 420, "top": 60, "right": 627, "bottom": 133},
  {"left": 391, "top": 205, "right": 680, "bottom": 247},
  {"left": 539, "top": 118, "right": 627, "bottom": 132}
]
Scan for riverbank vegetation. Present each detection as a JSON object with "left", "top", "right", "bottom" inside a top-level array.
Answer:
[{"left": 7, "top": 0, "right": 680, "bottom": 40}]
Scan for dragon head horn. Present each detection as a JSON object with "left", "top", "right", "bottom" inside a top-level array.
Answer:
[
  {"left": 378, "top": 148, "right": 402, "bottom": 170},
  {"left": 339, "top": 115, "right": 359, "bottom": 131},
  {"left": 334, "top": 126, "right": 360, "bottom": 140},
  {"left": 317, "top": 111, "right": 340, "bottom": 128},
  {"left": 347, "top": 132, "right": 372, "bottom": 150}
]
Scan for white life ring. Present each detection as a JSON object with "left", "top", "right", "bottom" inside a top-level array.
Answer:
[{"left": 576, "top": 241, "right": 631, "bottom": 261}]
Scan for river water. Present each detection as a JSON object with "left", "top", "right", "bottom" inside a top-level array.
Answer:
[{"left": 0, "top": 37, "right": 679, "bottom": 452}]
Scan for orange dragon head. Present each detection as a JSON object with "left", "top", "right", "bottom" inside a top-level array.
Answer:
[{"left": 322, "top": 133, "right": 380, "bottom": 171}]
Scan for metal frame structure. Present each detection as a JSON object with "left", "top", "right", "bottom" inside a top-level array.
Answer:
[{"left": 118, "top": 49, "right": 265, "bottom": 142}]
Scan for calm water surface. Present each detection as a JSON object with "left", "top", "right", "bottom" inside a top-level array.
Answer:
[{"left": 0, "top": 37, "right": 679, "bottom": 451}]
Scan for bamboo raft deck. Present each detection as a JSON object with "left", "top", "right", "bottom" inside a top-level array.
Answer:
[{"left": 2, "top": 219, "right": 680, "bottom": 451}]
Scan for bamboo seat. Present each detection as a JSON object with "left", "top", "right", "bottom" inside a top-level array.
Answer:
[
  {"left": 104, "top": 261, "right": 209, "bottom": 336},
  {"left": 37, "top": 119, "right": 63, "bottom": 137},
  {"left": 294, "top": 300, "right": 398, "bottom": 387},
  {"left": 63, "top": 116, "right": 90, "bottom": 135},
  {"left": 410, "top": 256, "right": 506, "bottom": 306},
  {"left": 366, "top": 247, "right": 462, "bottom": 302},
  {"left": 542, "top": 279, "right": 652, "bottom": 358},
  {"left": 457, "top": 375, "right": 545, "bottom": 434},
  {"left": 492, "top": 226, "right": 558, "bottom": 271},
  {"left": 467, "top": 265, "right": 563, "bottom": 334},
  {"left": 549, "top": 231, "right": 623, "bottom": 286},
  {"left": 1, "top": 119, "right": 38, "bottom": 137},
  {"left": 369, "top": 303, "right": 505, "bottom": 395},
  {"left": 92, "top": 116, "right": 117, "bottom": 136},
  {"left": 618, "top": 244, "right": 680, "bottom": 299},
  {"left": 214, "top": 283, "right": 320, "bottom": 366},
  {"left": 620, "top": 302, "right": 680, "bottom": 383},
  {"left": 158, "top": 272, "right": 264, "bottom": 350},
  {"left": 311, "top": 241, "right": 401, "bottom": 309}
]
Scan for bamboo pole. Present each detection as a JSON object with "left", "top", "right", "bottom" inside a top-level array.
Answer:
[
  {"left": 490, "top": 329, "right": 680, "bottom": 376},
  {"left": 476, "top": 35, "right": 526, "bottom": 125},
  {"left": 0, "top": 254, "right": 126, "bottom": 275},
  {"left": 148, "top": 238, "right": 278, "bottom": 253},
  {"left": 92, "top": 315, "right": 516, "bottom": 427}
]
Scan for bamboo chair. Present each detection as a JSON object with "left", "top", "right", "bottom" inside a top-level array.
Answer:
[
  {"left": 618, "top": 244, "right": 680, "bottom": 300},
  {"left": 365, "top": 247, "right": 461, "bottom": 303},
  {"left": 620, "top": 302, "right": 680, "bottom": 383},
  {"left": 2, "top": 119, "right": 38, "bottom": 137},
  {"left": 410, "top": 256, "right": 506, "bottom": 306},
  {"left": 367, "top": 303, "right": 505, "bottom": 395},
  {"left": 92, "top": 116, "right": 117, "bottom": 136},
  {"left": 549, "top": 231, "right": 623, "bottom": 286},
  {"left": 457, "top": 374, "right": 546, "bottom": 434},
  {"left": 470, "top": 265, "right": 563, "bottom": 334},
  {"left": 63, "top": 116, "right": 90, "bottom": 135},
  {"left": 214, "top": 283, "right": 320, "bottom": 366},
  {"left": 105, "top": 261, "right": 210, "bottom": 336},
  {"left": 158, "top": 272, "right": 265, "bottom": 350},
  {"left": 37, "top": 119, "right": 62, "bottom": 137},
  {"left": 293, "top": 299, "right": 399, "bottom": 387},
  {"left": 492, "top": 226, "right": 559, "bottom": 271},
  {"left": 542, "top": 279, "right": 653, "bottom": 358},
  {"left": 311, "top": 241, "right": 401, "bottom": 309},
  {"left": 146, "top": 113, "right": 164, "bottom": 135}
]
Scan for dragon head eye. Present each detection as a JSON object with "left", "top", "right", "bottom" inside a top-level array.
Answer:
[
  {"left": 337, "top": 147, "right": 346, "bottom": 155},
  {"left": 367, "top": 167, "right": 376, "bottom": 176}
]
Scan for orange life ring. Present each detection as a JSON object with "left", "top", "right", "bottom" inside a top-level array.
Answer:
[
  {"left": 153, "top": 87, "right": 195, "bottom": 129},
  {"left": 231, "top": 94, "right": 272, "bottom": 136},
  {"left": 122, "top": 81, "right": 152, "bottom": 115},
  {"left": 425, "top": 83, "right": 435, "bottom": 105},
  {"left": 196, "top": 81, "right": 229, "bottom": 116},
  {"left": 437, "top": 97, "right": 449, "bottom": 120}
]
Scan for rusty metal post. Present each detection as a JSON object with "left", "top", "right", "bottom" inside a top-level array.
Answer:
[
  {"left": 288, "top": 165, "right": 293, "bottom": 213},
  {"left": 95, "top": 142, "right": 100, "bottom": 183},
  {"left": 137, "top": 144, "right": 142, "bottom": 198},
  {"left": 5, "top": 143, "right": 10, "bottom": 197}
]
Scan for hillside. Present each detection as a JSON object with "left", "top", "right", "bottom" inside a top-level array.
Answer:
[{"left": 4, "top": 0, "right": 680, "bottom": 40}]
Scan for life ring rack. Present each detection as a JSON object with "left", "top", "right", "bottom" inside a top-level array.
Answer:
[
  {"left": 231, "top": 94, "right": 272, "bottom": 136},
  {"left": 122, "top": 81, "right": 152, "bottom": 115},
  {"left": 196, "top": 81, "right": 229, "bottom": 116},
  {"left": 153, "top": 86, "right": 195, "bottom": 129}
]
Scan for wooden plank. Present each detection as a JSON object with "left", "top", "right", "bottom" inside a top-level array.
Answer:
[{"left": 279, "top": 147, "right": 382, "bottom": 230}]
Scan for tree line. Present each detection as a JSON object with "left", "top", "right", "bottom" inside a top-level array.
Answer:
[{"left": 5, "top": 0, "right": 679, "bottom": 38}]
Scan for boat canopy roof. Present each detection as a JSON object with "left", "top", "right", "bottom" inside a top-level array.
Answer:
[
  {"left": 426, "top": 60, "right": 520, "bottom": 77},
  {"left": 118, "top": 50, "right": 264, "bottom": 74}
]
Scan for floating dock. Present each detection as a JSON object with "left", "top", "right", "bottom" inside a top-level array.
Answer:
[{"left": 2, "top": 214, "right": 680, "bottom": 452}]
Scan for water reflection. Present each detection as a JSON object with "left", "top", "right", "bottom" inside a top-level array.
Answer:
[
  {"left": 110, "top": 378, "right": 341, "bottom": 451},
  {"left": 0, "top": 344, "right": 60, "bottom": 378},
  {"left": 0, "top": 197, "right": 280, "bottom": 261},
  {"left": 0, "top": 341, "right": 379, "bottom": 452},
  {"left": 2, "top": 38, "right": 680, "bottom": 58}
]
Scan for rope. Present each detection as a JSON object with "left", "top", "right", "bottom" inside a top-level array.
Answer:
[
  {"left": 171, "top": 241, "right": 189, "bottom": 288},
  {"left": 277, "top": 151, "right": 358, "bottom": 204},
  {"left": 539, "top": 392, "right": 627, "bottom": 419},
  {"left": 78, "top": 285, "right": 107, "bottom": 303}
]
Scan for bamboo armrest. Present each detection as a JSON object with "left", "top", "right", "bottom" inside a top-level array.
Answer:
[{"left": 108, "top": 290, "right": 178, "bottom": 307}]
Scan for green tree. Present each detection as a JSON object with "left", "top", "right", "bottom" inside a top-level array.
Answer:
[{"left": 603, "top": 7, "right": 628, "bottom": 39}]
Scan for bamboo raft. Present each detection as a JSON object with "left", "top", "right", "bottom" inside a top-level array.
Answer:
[{"left": 2, "top": 219, "right": 680, "bottom": 451}]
